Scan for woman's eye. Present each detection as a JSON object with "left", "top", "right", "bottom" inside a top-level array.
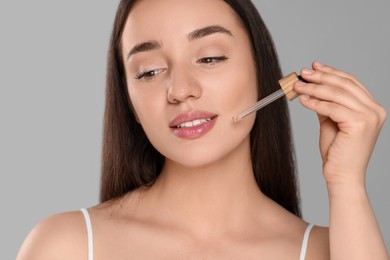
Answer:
[
  {"left": 135, "top": 68, "right": 166, "bottom": 80},
  {"left": 197, "top": 56, "right": 228, "bottom": 65}
]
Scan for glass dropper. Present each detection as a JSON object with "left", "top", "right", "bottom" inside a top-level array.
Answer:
[{"left": 233, "top": 72, "right": 304, "bottom": 122}]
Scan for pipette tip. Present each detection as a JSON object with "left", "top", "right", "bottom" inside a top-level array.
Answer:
[{"left": 232, "top": 115, "right": 242, "bottom": 122}]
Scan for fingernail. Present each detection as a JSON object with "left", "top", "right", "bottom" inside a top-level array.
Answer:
[
  {"left": 301, "top": 95, "right": 311, "bottom": 101},
  {"left": 295, "top": 81, "right": 306, "bottom": 88},
  {"left": 302, "top": 68, "right": 314, "bottom": 75},
  {"left": 314, "top": 61, "right": 324, "bottom": 68}
]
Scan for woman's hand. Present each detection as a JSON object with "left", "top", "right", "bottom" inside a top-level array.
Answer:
[
  {"left": 294, "top": 61, "right": 389, "bottom": 259},
  {"left": 294, "top": 61, "right": 386, "bottom": 187}
]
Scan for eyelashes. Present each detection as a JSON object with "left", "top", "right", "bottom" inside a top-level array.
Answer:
[
  {"left": 135, "top": 68, "right": 166, "bottom": 80},
  {"left": 134, "top": 55, "right": 229, "bottom": 81},
  {"left": 196, "top": 55, "right": 228, "bottom": 65}
]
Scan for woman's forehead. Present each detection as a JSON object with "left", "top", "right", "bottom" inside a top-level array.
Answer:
[{"left": 122, "top": 0, "right": 243, "bottom": 41}]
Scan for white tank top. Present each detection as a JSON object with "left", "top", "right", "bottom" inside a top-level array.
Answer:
[{"left": 80, "top": 208, "right": 314, "bottom": 260}]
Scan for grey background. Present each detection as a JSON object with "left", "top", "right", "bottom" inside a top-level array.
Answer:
[{"left": 1, "top": 1, "right": 388, "bottom": 259}]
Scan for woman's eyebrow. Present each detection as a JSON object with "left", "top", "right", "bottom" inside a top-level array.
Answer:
[
  {"left": 188, "top": 25, "right": 233, "bottom": 41},
  {"left": 126, "top": 40, "right": 162, "bottom": 60},
  {"left": 126, "top": 26, "right": 232, "bottom": 61}
]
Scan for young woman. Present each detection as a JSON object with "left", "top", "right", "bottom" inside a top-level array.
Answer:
[{"left": 17, "top": 0, "right": 388, "bottom": 259}]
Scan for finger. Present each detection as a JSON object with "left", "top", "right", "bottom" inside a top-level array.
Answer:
[
  {"left": 317, "top": 115, "right": 338, "bottom": 161},
  {"left": 312, "top": 61, "right": 374, "bottom": 99},
  {"left": 300, "top": 91, "right": 387, "bottom": 136},
  {"left": 294, "top": 81, "right": 368, "bottom": 112},
  {"left": 299, "top": 95, "right": 357, "bottom": 124},
  {"left": 299, "top": 67, "right": 376, "bottom": 108}
]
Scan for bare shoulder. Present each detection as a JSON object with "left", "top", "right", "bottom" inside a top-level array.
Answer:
[
  {"left": 17, "top": 210, "right": 87, "bottom": 260},
  {"left": 307, "top": 225, "right": 330, "bottom": 260}
]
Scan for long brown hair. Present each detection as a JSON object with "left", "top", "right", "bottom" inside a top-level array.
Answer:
[{"left": 100, "top": 0, "right": 301, "bottom": 217}]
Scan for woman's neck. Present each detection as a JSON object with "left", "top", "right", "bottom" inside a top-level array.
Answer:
[{"left": 132, "top": 137, "right": 270, "bottom": 238}]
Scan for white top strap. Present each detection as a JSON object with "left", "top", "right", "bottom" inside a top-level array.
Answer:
[
  {"left": 79, "top": 209, "right": 311, "bottom": 260},
  {"left": 80, "top": 208, "right": 94, "bottom": 260},
  {"left": 299, "top": 224, "right": 314, "bottom": 260}
]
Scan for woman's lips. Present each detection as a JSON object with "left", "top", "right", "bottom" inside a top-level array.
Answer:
[{"left": 169, "top": 111, "right": 218, "bottom": 139}]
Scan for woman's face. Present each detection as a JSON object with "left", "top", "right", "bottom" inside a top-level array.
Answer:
[{"left": 122, "top": 0, "right": 258, "bottom": 167}]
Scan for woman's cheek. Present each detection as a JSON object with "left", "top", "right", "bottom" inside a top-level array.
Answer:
[
  {"left": 128, "top": 86, "right": 160, "bottom": 125},
  {"left": 220, "top": 70, "right": 257, "bottom": 115}
]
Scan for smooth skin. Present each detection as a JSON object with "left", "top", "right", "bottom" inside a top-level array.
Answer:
[{"left": 17, "top": 0, "right": 388, "bottom": 259}]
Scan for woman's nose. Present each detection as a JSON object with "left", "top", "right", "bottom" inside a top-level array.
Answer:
[{"left": 167, "top": 66, "right": 202, "bottom": 104}]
